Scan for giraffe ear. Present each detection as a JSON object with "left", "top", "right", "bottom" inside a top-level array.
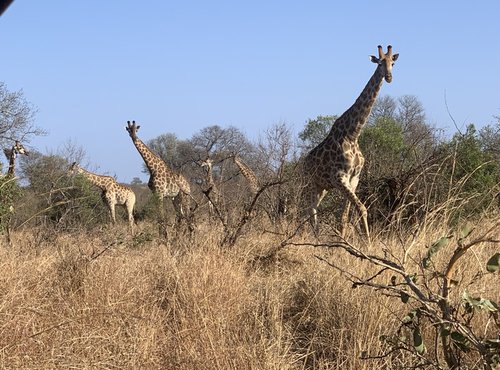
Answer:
[
  {"left": 392, "top": 53, "right": 399, "bottom": 61},
  {"left": 370, "top": 55, "right": 380, "bottom": 64}
]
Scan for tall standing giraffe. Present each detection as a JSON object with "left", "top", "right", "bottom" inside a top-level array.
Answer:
[
  {"left": 125, "top": 121, "right": 191, "bottom": 236},
  {"left": 3, "top": 141, "right": 29, "bottom": 177},
  {"left": 69, "top": 162, "right": 136, "bottom": 231},
  {"left": 300, "top": 45, "right": 399, "bottom": 239},
  {"left": 231, "top": 154, "right": 259, "bottom": 195}
]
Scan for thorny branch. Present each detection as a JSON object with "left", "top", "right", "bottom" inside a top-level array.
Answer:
[{"left": 287, "top": 220, "right": 499, "bottom": 369}]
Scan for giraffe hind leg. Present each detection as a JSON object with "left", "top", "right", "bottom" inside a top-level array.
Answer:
[
  {"left": 126, "top": 201, "right": 135, "bottom": 234},
  {"left": 300, "top": 184, "right": 326, "bottom": 236},
  {"left": 172, "top": 194, "right": 184, "bottom": 224},
  {"left": 108, "top": 202, "right": 117, "bottom": 224}
]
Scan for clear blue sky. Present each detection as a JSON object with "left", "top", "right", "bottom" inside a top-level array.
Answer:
[{"left": 1, "top": 1, "right": 499, "bottom": 182}]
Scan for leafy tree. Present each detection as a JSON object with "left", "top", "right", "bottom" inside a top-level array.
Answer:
[
  {"left": 445, "top": 124, "right": 498, "bottom": 197},
  {"left": 479, "top": 121, "right": 500, "bottom": 163},
  {"left": 359, "top": 116, "right": 406, "bottom": 177},
  {"left": 131, "top": 177, "right": 143, "bottom": 186},
  {"left": 370, "top": 95, "right": 436, "bottom": 155},
  {"left": 298, "top": 115, "right": 337, "bottom": 152}
]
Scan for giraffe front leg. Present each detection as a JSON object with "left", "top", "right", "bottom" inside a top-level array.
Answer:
[
  {"left": 172, "top": 193, "right": 184, "bottom": 224},
  {"left": 313, "top": 189, "right": 328, "bottom": 236},
  {"left": 155, "top": 194, "right": 168, "bottom": 241},
  {"left": 108, "top": 201, "right": 117, "bottom": 224},
  {"left": 300, "top": 184, "right": 326, "bottom": 236},
  {"left": 338, "top": 176, "right": 370, "bottom": 242},
  {"left": 173, "top": 192, "right": 194, "bottom": 237},
  {"left": 299, "top": 185, "right": 316, "bottom": 232},
  {"left": 340, "top": 173, "right": 362, "bottom": 238}
]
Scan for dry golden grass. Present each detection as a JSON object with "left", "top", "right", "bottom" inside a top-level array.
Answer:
[{"left": 0, "top": 216, "right": 498, "bottom": 369}]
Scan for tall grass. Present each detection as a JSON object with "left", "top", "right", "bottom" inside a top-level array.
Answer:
[{"left": 0, "top": 213, "right": 498, "bottom": 369}]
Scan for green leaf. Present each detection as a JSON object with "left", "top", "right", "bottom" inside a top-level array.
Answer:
[
  {"left": 480, "top": 299, "right": 498, "bottom": 312},
  {"left": 484, "top": 338, "right": 500, "bottom": 348},
  {"left": 459, "top": 224, "right": 474, "bottom": 240},
  {"left": 451, "top": 331, "right": 467, "bottom": 343},
  {"left": 440, "top": 327, "right": 451, "bottom": 337},
  {"left": 462, "top": 290, "right": 499, "bottom": 312},
  {"left": 402, "top": 309, "right": 418, "bottom": 324},
  {"left": 451, "top": 331, "right": 471, "bottom": 352},
  {"left": 486, "top": 253, "right": 499, "bottom": 273},
  {"left": 400, "top": 291, "right": 409, "bottom": 303},
  {"left": 413, "top": 327, "right": 426, "bottom": 354},
  {"left": 422, "top": 236, "right": 450, "bottom": 268}
]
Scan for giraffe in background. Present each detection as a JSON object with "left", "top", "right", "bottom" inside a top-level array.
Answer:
[
  {"left": 200, "top": 157, "right": 222, "bottom": 216},
  {"left": 231, "top": 154, "right": 259, "bottom": 195},
  {"left": 1, "top": 141, "right": 29, "bottom": 243},
  {"left": 300, "top": 45, "right": 399, "bottom": 240},
  {"left": 125, "top": 120, "right": 191, "bottom": 237},
  {"left": 3, "top": 141, "right": 29, "bottom": 178},
  {"left": 69, "top": 162, "right": 136, "bottom": 231}
]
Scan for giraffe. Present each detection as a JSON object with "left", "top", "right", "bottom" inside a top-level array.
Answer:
[
  {"left": 201, "top": 157, "right": 220, "bottom": 206},
  {"left": 200, "top": 157, "right": 221, "bottom": 216},
  {"left": 1, "top": 141, "right": 29, "bottom": 242},
  {"left": 69, "top": 162, "right": 136, "bottom": 230},
  {"left": 300, "top": 45, "right": 399, "bottom": 239},
  {"left": 125, "top": 121, "right": 191, "bottom": 236},
  {"left": 231, "top": 154, "right": 259, "bottom": 195},
  {"left": 3, "top": 141, "right": 29, "bottom": 178}
]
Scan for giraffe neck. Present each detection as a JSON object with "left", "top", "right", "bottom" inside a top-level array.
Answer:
[
  {"left": 7, "top": 150, "right": 16, "bottom": 177},
  {"left": 332, "top": 65, "right": 385, "bottom": 141},
  {"left": 206, "top": 165, "right": 215, "bottom": 187},
  {"left": 77, "top": 167, "right": 110, "bottom": 190},
  {"left": 234, "top": 157, "right": 258, "bottom": 193},
  {"left": 132, "top": 137, "right": 165, "bottom": 174}
]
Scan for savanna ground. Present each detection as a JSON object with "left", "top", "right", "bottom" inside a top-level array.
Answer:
[{"left": 0, "top": 209, "right": 498, "bottom": 369}]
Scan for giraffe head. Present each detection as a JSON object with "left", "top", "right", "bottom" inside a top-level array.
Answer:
[
  {"left": 125, "top": 120, "right": 140, "bottom": 140},
  {"left": 13, "top": 141, "right": 29, "bottom": 156},
  {"left": 3, "top": 140, "right": 29, "bottom": 161},
  {"left": 68, "top": 161, "right": 81, "bottom": 175},
  {"left": 370, "top": 45, "right": 399, "bottom": 83},
  {"left": 200, "top": 157, "right": 213, "bottom": 170}
]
